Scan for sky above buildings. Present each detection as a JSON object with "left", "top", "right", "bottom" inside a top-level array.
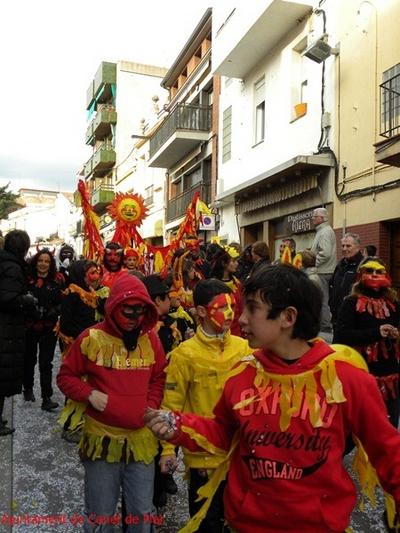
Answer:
[{"left": 0, "top": 0, "right": 218, "bottom": 193}]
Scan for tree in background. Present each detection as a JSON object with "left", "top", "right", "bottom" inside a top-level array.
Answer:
[{"left": 0, "top": 183, "right": 20, "bottom": 220}]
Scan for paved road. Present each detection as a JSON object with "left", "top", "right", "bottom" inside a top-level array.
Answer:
[{"left": 0, "top": 349, "right": 388, "bottom": 532}]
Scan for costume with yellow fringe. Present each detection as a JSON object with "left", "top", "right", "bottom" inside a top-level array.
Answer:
[
  {"left": 161, "top": 326, "right": 252, "bottom": 530},
  {"left": 167, "top": 340, "right": 400, "bottom": 533},
  {"left": 57, "top": 274, "right": 166, "bottom": 465}
]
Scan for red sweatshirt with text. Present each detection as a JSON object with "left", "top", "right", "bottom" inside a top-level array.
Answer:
[
  {"left": 57, "top": 273, "right": 166, "bottom": 429},
  {"left": 171, "top": 340, "right": 400, "bottom": 532}
]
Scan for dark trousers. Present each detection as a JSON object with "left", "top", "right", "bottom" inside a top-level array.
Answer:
[
  {"left": 189, "top": 468, "right": 228, "bottom": 533},
  {"left": 24, "top": 330, "right": 57, "bottom": 398}
]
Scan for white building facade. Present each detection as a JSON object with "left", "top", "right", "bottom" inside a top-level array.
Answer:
[{"left": 212, "top": 0, "right": 338, "bottom": 258}]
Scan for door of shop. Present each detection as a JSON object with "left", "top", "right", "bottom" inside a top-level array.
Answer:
[{"left": 241, "top": 222, "right": 263, "bottom": 246}]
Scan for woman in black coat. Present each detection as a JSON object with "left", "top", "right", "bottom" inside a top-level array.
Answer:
[
  {"left": 0, "top": 230, "right": 34, "bottom": 436},
  {"left": 24, "top": 249, "right": 64, "bottom": 411}
]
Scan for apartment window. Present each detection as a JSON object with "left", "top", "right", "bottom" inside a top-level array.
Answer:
[
  {"left": 222, "top": 106, "right": 232, "bottom": 163},
  {"left": 144, "top": 185, "right": 154, "bottom": 206},
  {"left": 254, "top": 77, "right": 265, "bottom": 144},
  {"left": 381, "top": 63, "right": 400, "bottom": 138}
]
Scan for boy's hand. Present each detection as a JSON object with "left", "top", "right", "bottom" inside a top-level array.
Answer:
[
  {"left": 88, "top": 390, "right": 108, "bottom": 411},
  {"left": 159, "top": 454, "right": 178, "bottom": 474},
  {"left": 144, "top": 408, "right": 178, "bottom": 440},
  {"left": 184, "top": 327, "right": 195, "bottom": 340}
]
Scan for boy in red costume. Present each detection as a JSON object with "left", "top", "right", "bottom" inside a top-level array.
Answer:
[
  {"left": 145, "top": 265, "right": 400, "bottom": 533},
  {"left": 57, "top": 273, "right": 166, "bottom": 532}
]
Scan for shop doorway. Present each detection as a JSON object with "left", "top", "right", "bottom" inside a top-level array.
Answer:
[{"left": 241, "top": 222, "right": 263, "bottom": 246}]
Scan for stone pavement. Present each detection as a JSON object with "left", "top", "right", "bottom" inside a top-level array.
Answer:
[{"left": 0, "top": 348, "right": 389, "bottom": 532}]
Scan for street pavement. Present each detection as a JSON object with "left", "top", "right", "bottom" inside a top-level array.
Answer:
[{"left": 0, "top": 348, "right": 389, "bottom": 532}]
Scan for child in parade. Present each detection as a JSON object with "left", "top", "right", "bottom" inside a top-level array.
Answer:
[
  {"left": 57, "top": 273, "right": 166, "bottom": 532},
  {"left": 23, "top": 248, "right": 64, "bottom": 410},
  {"left": 210, "top": 245, "right": 243, "bottom": 336},
  {"left": 146, "top": 265, "right": 400, "bottom": 533},
  {"left": 159, "top": 279, "right": 252, "bottom": 532}
]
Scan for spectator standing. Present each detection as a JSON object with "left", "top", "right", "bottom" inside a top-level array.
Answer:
[
  {"left": 329, "top": 233, "right": 364, "bottom": 334},
  {"left": 23, "top": 249, "right": 64, "bottom": 411},
  {"left": 249, "top": 241, "right": 270, "bottom": 277},
  {"left": 310, "top": 207, "right": 337, "bottom": 333},
  {"left": 236, "top": 244, "right": 253, "bottom": 282},
  {"left": 363, "top": 244, "right": 377, "bottom": 257},
  {"left": 0, "top": 230, "right": 34, "bottom": 436}
]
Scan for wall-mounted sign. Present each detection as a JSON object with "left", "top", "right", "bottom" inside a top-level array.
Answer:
[
  {"left": 199, "top": 214, "right": 215, "bottom": 231},
  {"left": 283, "top": 208, "right": 314, "bottom": 234}
]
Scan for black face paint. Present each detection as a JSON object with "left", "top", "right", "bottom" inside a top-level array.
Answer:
[{"left": 121, "top": 304, "right": 146, "bottom": 320}]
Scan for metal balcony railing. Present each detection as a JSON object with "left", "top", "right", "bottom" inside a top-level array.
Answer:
[
  {"left": 380, "top": 73, "right": 400, "bottom": 138},
  {"left": 150, "top": 104, "right": 212, "bottom": 158},
  {"left": 166, "top": 181, "right": 210, "bottom": 223}
]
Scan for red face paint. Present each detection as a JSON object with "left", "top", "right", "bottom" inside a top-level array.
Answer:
[
  {"left": 105, "top": 248, "right": 123, "bottom": 271},
  {"left": 113, "top": 298, "right": 146, "bottom": 331},
  {"left": 206, "top": 293, "right": 235, "bottom": 331},
  {"left": 361, "top": 273, "right": 391, "bottom": 290},
  {"left": 85, "top": 266, "right": 101, "bottom": 289}
]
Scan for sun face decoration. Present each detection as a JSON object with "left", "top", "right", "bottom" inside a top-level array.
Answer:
[{"left": 108, "top": 192, "right": 148, "bottom": 226}]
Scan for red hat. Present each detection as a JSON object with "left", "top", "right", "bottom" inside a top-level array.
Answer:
[{"left": 125, "top": 248, "right": 139, "bottom": 258}]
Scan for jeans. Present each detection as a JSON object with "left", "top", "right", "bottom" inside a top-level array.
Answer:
[
  {"left": 83, "top": 459, "right": 156, "bottom": 532},
  {"left": 24, "top": 330, "right": 57, "bottom": 398},
  {"left": 318, "top": 274, "right": 333, "bottom": 332}
]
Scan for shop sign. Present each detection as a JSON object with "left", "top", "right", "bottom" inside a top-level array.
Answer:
[{"left": 284, "top": 209, "right": 314, "bottom": 234}]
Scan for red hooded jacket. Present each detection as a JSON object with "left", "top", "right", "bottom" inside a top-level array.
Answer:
[{"left": 57, "top": 273, "right": 166, "bottom": 429}]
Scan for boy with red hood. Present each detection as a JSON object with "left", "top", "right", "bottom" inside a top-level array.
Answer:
[
  {"left": 57, "top": 273, "right": 166, "bottom": 532},
  {"left": 145, "top": 265, "right": 400, "bottom": 533}
]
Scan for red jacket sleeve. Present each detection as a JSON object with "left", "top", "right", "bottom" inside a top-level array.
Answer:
[
  {"left": 340, "top": 363, "right": 400, "bottom": 508},
  {"left": 56, "top": 331, "right": 94, "bottom": 402},
  {"left": 171, "top": 377, "right": 238, "bottom": 452},
  {"left": 147, "top": 329, "right": 167, "bottom": 409}
]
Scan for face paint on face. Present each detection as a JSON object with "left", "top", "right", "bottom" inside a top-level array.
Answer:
[
  {"left": 85, "top": 266, "right": 101, "bottom": 289},
  {"left": 360, "top": 260, "right": 391, "bottom": 291},
  {"left": 206, "top": 293, "right": 235, "bottom": 331},
  {"left": 113, "top": 298, "right": 147, "bottom": 331},
  {"left": 105, "top": 248, "right": 123, "bottom": 272}
]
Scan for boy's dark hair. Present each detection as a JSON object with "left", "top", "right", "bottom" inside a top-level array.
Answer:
[
  {"left": 4, "top": 230, "right": 30, "bottom": 260},
  {"left": 193, "top": 278, "right": 232, "bottom": 307},
  {"left": 244, "top": 264, "right": 322, "bottom": 339}
]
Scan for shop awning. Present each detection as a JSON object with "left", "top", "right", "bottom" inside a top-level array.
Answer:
[{"left": 216, "top": 153, "right": 334, "bottom": 206}]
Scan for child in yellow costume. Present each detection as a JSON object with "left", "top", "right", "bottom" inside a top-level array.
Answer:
[{"left": 160, "top": 279, "right": 252, "bottom": 533}]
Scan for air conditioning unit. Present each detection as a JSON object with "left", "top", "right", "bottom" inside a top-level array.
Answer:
[
  {"left": 199, "top": 214, "right": 215, "bottom": 231},
  {"left": 302, "top": 35, "right": 339, "bottom": 63}
]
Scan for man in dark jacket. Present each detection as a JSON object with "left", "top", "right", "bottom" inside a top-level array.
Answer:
[
  {"left": 329, "top": 232, "right": 363, "bottom": 333},
  {"left": 0, "top": 230, "right": 36, "bottom": 436}
]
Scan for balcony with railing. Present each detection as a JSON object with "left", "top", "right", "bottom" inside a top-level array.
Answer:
[
  {"left": 86, "top": 106, "right": 117, "bottom": 145},
  {"left": 84, "top": 143, "right": 116, "bottom": 179},
  {"left": 166, "top": 181, "right": 210, "bottom": 223},
  {"left": 86, "top": 62, "right": 117, "bottom": 111},
  {"left": 376, "top": 73, "right": 400, "bottom": 166},
  {"left": 148, "top": 104, "right": 212, "bottom": 168},
  {"left": 91, "top": 183, "right": 115, "bottom": 214}
]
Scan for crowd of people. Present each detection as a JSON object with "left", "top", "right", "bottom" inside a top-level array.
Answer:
[{"left": 0, "top": 219, "right": 400, "bottom": 532}]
